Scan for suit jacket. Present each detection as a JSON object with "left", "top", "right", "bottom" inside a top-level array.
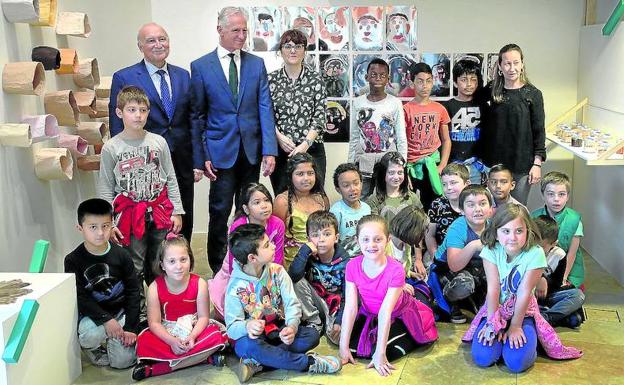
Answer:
[
  {"left": 109, "top": 60, "right": 193, "bottom": 154},
  {"left": 189, "top": 49, "right": 277, "bottom": 170}
]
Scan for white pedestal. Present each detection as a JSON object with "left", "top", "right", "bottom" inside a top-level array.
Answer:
[{"left": 0, "top": 273, "right": 81, "bottom": 385}]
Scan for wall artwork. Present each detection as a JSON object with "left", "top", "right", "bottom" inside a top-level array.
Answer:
[
  {"left": 318, "top": 7, "right": 349, "bottom": 51},
  {"left": 385, "top": 6, "right": 417, "bottom": 51},
  {"left": 485, "top": 53, "right": 499, "bottom": 84},
  {"left": 252, "top": 7, "right": 281, "bottom": 51},
  {"left": 421, "top": 53, "right": 451, "bottom": 98},
  {"left": 352, "top": 6, "right": 383, "bottom": 51},
  {"left": 320, "top": 54, "right": 349, "bottom": 98},
  {"left": 324, "top": 100, "right": 350, "bottom": 143},
  {"left": 387, "top": 53, "right": 419, "bottom": 97}
]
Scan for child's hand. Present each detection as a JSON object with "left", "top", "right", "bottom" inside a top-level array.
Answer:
[
  {"left": 503, "top": 326, "right": 526, "bottom": 349},
  {"left": 305, "top": 241, "right": 318, "bottom": 255},
  {"left": 413, "top": 259, "right": 427, "bottom": 280},
  {"left": 121, "top": 331, "right": 137, "bottom": 347},
  {"left": 182, "top": 336, "right": 196, "bottom": 350},
  {"left": 367, "top": 351, "right": 395, "bottom": 377},
  {"left": 169, "top": 337, "right": 187, "bottom": 355},
  {"left": 103, "top": 319, "right": 124, "bottom": 340},
  {"left": 402, "top": 283, "right": 415, "bottom": 296},
  {"left": 536, "top": 277, "right": 548, "bottom": 299},
  {"left": 279, "top": 326, "right": 296, "bottom": 345},
  {"left": 339, "top": 346, "right": 356, "bottom": 365},
  {"left": 171, "top": 215, "right": 182, "bottom": 234},
  {"left": 110, "top": 226, "right": 124, "bottom": 245},
  {"left": 328, "top": 324, "right": 341, "bottom": 343},
  {"left": 477, "top": 323, "right": 496, "bottom": 346},
  {"left": 246, "top": 319, "right": 265, "bottom": 339}
]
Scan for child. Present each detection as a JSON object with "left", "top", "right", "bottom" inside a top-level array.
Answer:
[
  {"left": 289, "top": 211, "right": 350, "bottom": 345},
  {"left": 208, "top": 183, "right": 285, "bottom": 319},
  {"left": 425, "top": 163, "right": 470, "bottom": 260},
  {"left": 330, "top": 163, "right": 371, "bottom": 257},
  {"left": 225, "top": 224, "right": 342, "bottom": 382},
  {"left": 487, "top": 164, "right": 524, "bottom": 213},
  {"left": 403, "top": 62, "right": 452, "bottom": 209},
  {"left": 274, "top": 153, "right": 330, "bottom": 268},
  {"left": 428, "top": 185, "right": 493, "bottom": 323},
  {"left": 97, "top": 85, "right": 184, "bottom": 290},
  {"left": 339, "top": 215, "right": 437, "bottom": 377},
  {"left": 348, "top": 58, "right": 407, "bottom": 197},
  {"left": 442, "top": 59, "right": 487, "bottom": 185},
  {"left": 132, "top": 236, "right": 228, "bottom": 381},
  {"left": 366, "top": 151, "right": 422, "bottom": 226},
  {"left": 533, "top": 215, "right": 585, "bottom": 328},
  {"left": 65, "top": 198, "right": 140, "bottom": 369},
  {"left": 531, "top": 171, "right": 585, "bottom": 289},
  {"left": 463, "top": 204, "right": 582, "bottom": 374}
]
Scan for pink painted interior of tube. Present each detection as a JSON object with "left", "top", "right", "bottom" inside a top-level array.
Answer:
[{"left": 20, "top": 114, "right": 60, "bottom": 138}]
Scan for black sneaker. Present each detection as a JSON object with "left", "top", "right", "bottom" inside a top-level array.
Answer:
[
  {"left": 208, "top": 353, "right": 226, "bottom": 367},
  {"left": 131, "top": 363, "right": 152, "bottom": 381},
  {"left": 450, "top": 306, "right": 467, "bottom": 324}
]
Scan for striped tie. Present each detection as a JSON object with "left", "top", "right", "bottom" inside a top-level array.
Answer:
[{"left": 156, "top": 69, "right": 174, "bottom": 120}]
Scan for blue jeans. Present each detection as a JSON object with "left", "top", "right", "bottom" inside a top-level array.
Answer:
[
  {"left": 78, "top": 312, "right": 136, "bottom": 369},
  {"left": 540, "top": 288, "right": 585, "bottom": 324},
  {"left": 234, "top": 325, "right": 320, "bottom": 371},
  {"left": 471, "top": 318, "right": 537, "bottom": 373}
]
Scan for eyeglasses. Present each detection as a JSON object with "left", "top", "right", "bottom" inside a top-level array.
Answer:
[
  {"left": 368, "top": 72, "right": 388, "bottom": 80},
  {"left": 282, "top": 44, "right": 305, "bottom": 52}
]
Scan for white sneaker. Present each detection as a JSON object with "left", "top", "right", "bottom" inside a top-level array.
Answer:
[
  {"left": 308, "top": 352, "right": 342, "bottom": 374},
  {"left": 84, "top": 346, "right": 110, "bottom": 366}
]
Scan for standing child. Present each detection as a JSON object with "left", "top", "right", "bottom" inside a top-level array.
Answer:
[
  {"left": 330, "top": 163, "right": 371, "bottom": 257},
  {"left": 403, "top": 62, "right": 452, "bottom": 209},
  {"left": 208, "top": 183, "right": 285, "bottom": 319},
  {"left": 339, "top": 215, "right": 437, "bottom": 377},
  {"left": 463, "top": 204, "right": 582, "bottom": 374},
  {"left": 274, "top": 153, "right": 330, "bottom": 268},
  {"left": 487, "top": 164, "right": 524, "bottom": 213},
  {"left": 348, "top": 58, "right": 407, "bottom": 197},
  {"left": 133, "top": 236, "right": 228, "bottom": 381}
]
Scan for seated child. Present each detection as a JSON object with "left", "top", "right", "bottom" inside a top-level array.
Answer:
[
  {"left": 463, "top": 204, "right": 582, "bottom": 374},
  {"left": 425, "top": 163, "right": 470, "bottom": 262},
  {"left": 133, "top": 236, "right": 228, "bottom": 381},
  {"left": 225, "top": 224, "right": 342, "bottom": 382},
  {"left": 531, "top": 171, "right": 585, "bottom": 289},
  {"left": 289, "top": 211, "right": 350, "bottom": 345},
  {"left": 533, "top": 215, "right": 585, "bottom": 328},
  {"left": 64, "top": 198, "right": 139, "bottom": 369},
  {"left": 339, "top": 215, "right": 437, "bottom": 377},
  {"left": 487, "top": 164, "right": 525, "bottom": 213},
  {"left": 330, "top": 163, "right": 371, "bottom": 257},
  {"left": 208, "top": 182, "right": 285, "bottom": 319},
  {"left": 428, "top": 185, "right": 493, "bottom": 323}
]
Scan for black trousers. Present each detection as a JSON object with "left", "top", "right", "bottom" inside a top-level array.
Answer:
[
  {"left": 349, "top": 316, "right": 419, "bottom": 362},
  {"left": 171, "top": 149, "right": 195, "bottom": 242}
]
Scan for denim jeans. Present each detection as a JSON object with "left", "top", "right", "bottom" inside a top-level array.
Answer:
[
  {"left": 78, "top": 312, "right": 136, "bottom": 369},
  {"left": 540, "top": 288, "right": 585, "bottom": 324}
]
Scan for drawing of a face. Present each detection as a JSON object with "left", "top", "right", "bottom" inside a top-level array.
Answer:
[
  {"left": 293, "top": 17, "right": 314, "bottom": 45},
  {"left": 256, "top": 14, "right": 275, "bottom": 38},
  {"left": 324, "top": 58, "right": 344, "bottom": 77},
  {"left": 326, "top": 102, "right": 346, "bottom": 134},
  {"left": 356, "top": 15, "right": 381, "bottom": 49},
  {"left": 387, "top": 14, "right": 409, "bottom": 44},
  {"left": 325, "top": 13, "right": 344, "bottom": 44}
]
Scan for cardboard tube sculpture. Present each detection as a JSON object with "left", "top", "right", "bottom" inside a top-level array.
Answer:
[
  {"left": 55, "top": 12, "right": 90, "bottom": 37},
  {"left": 73, "top": 58, "right": 99, "bottom": 89},
  {"left": 77, "top": 121, "right": 107, "bottom": 145},
  {"left": 31, "top": 46, "right": 61, "bottom": 70},
  {"left": 55, "top": 48, "right": 78, "bottom": 74},
  {"left": 2, "top": 61, "right": 45, "bottom": 95},
  {"left": 74, "top": 90, "right": 96, "bottom": 115},
  {"left": 28, "top": 0, "right": 56, "bottom": 26},
  {"left": 96, "top": 76, "right": 112, "bottom": 98},
  {"left": 34, "top": 147, "right": 73, "bottom": 180},
  {"left": 77, "top": 155, "right": 100, "bottom": 171},
  {"left": 89, "top": 97, "right": 109, "bottom": 118},
  {"left": 44, "top": 90, "right": 79, "bottom": 126},
  {"left": 0, "top": 123, "right": 32, "bottom": 147},
  {"left": 20, "top": 114, "right": 59, "bottom": 139},
  {"left": 1, "top": 0, "right": 39, "bottom": 23},
  {"left": 58, "top": 133, "right": 88, "bottom": 156}
]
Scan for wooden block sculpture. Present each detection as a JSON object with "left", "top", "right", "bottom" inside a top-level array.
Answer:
[
  {"left": 55, "top": 48, "right": 78, "bottom": 75},
  {"left": 20, "top": 114, "right": 59, "bottom": 139},
  {"left": 2, "top": 61, "right": 45, "bottom": 95},
  {"left": 55, "top": 11, "right": 90, "bottom": 38},
  {"left": 0, "top": 123, "right": 32, "bottom": 147},
  {"left": 77, "top": 155, "right": 100, "bottom": 171},
  {"left": 96, "top": 76, "right": 112, "bottom": 98},
  {"left": 74, "top": 90, "right": 96, "bottom": 115},
  {"left": 58, "top": 133, "right": 88, "bottom": 156},
  {"left": 1, "top": 0, "right": 39, "bottom": 23},
  {"left": 73, "top": 58, "right": 99, "bottom": 89},
  {"left": 34, "top": 147, "right": 73, "bottom": 180},
  {"left": 28, "top": 0, "right": 56, "bottom": 26},
  {"left": 44, "top": 90, "right": 79, "bottom": 127},
  {"left": 77, "top": 121, "right": 107, "bottom": 145},
  {"left": 31, "top": 46, "right": 61, "bottom": 70}
]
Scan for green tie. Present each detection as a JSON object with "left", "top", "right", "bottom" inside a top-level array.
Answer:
[{"left": 228, "top": 53, "right": 238, "bottom": 101}]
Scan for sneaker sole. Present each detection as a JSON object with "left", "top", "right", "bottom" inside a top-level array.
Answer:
[{"left": 450, "top": 318, "right": 467, "bottom": 324}]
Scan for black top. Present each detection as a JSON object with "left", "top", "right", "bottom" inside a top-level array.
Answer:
[
  {"left": 442, "top": 98, "right": 485, "bottom": 161},
  {"left": 64, "top": 242, "right": 141, "bottom": 333},
  {"left": 480, "top": 83, "right": 546, "bottom": 175}
]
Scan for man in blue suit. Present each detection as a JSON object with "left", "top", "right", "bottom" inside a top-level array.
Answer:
[
  {"left": 191, "top": 7, "right": 277, "bottom": 274},
  {"left": 109, "top": 23, "right": 196, "bottom": 242}
]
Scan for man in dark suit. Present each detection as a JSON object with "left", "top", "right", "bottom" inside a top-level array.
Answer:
[
  {"left": 109, "top": 23, "right": 196, "bottom": 242},
  {"left": 190, "top": 7, "right": 277, "bottom": 274}
]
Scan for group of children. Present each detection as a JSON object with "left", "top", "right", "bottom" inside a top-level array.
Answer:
[{"left": 64, "top": 57, "right": 586, "bottom": 382}]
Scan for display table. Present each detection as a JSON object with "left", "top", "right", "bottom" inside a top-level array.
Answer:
[{"left": 0, "top": 273, "right": 81, "bottom": 385}]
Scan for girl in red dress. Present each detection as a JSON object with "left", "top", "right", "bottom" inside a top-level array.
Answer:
[{"left": 132, "top": 236, "right": 228, "bottom": 381}]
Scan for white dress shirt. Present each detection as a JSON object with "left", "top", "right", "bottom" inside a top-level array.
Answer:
[
  {"left": 144, "top": 60, "right": 172, "bottom": 99},
  {"left": 217, "top": 45, "right": 241, "bottom": 93}
]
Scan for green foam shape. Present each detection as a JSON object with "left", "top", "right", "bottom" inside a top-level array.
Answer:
[
  {"left": 603, "top": 0, "right": 624, "bottom": 36},
  {"left": 28, "top": 240, "right": 49, "bottom": 273},
  {"left": 2, "top": 300, "right": 39, "bottom": 364}
]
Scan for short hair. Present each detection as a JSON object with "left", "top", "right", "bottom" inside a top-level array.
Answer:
[
  {"left": 228, "top": 224, "right": 266, "bottom": 266},
  {"left": 333, "top": 162, "right": 361, "bottom": 189},
  {"left": 488, "top": 164, "right": 514, "bottom": 180},
  {"left": 234, "top": 182, "right": 273, "bottom": 219},
  {"left": 306, "top": 210, "right": 339, "bottom": 235},
  {"left": 452, "top": 59, "right": 482, "bottom": 83},
  {"left": 156, "top": 235, "right": 195, "bottom": 274},
  {"left": 390, "top": 206, "right": 429, "bottom": 246},
  {"left": 77, "top": 198, "right": 113, "bottom": 225},
  {"left": 388, "top": 13, "right": 408, "bottom": 22},
  {"left": 356, "top": 214, "right": 389, "bottom": 238},
  {"left": 459, "top": 185, "right": 493, "bottom": 210},
  {"left": 541, "top": 171, "right": 571, "bottom": 194},
  {"left": 218, "top": 7, "right": 247, "bottom": 27},
  {"left": 441, "top": 163, "right": 470, "bottom": 182},
  {"left": 116, "top": 85, "right": 149, "bottom": 110},
  {"left": 410, "top": 62, "right": 432, "bottom": 81},
  {"left": 533, "top": 215, "right": 559, "bottom": 243},
  {"left": 258, "top": 13, "right": 273, "bottom": 22},
  {"left": 481, "top": 203, "right": 540, "bottom": 251},
  {"left": 278, "top": 29, "right": 307, "bottom": 50},
  {"left": 367, "top": 58, "right": 389, "bottom": 74}
]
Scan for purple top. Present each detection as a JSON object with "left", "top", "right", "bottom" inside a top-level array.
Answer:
[{"left": 227, "top": 215, "right": 285, "bottom": 273}]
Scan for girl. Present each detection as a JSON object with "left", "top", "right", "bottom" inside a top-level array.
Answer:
[
  {"left": 207, "top": 182, "right": 285, "bottom": 319},
  {"left": 481, "top": 44, "right": 546, "bottom": 205},
  {"left": 339, "top": 215, "right": 437, "bottom": 377},
  {"left": 366, "top": 152, "right": 422, "bottom": 226},
  {"left": 463, "top": 204, "right": 582, "bottom": 374},
  {"left": 274, "top": 153, "right": 329, "bottom": 268},
  {"left": 133, "top": 236, "right": 228, "bottom": 381}
]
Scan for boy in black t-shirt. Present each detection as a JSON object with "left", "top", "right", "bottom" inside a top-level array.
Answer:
[{"left": 64, "top": 198, "right": 140, "bottom": 368}]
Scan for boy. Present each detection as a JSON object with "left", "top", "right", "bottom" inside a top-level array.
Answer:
[
  {"left": 404, "top": 62, "right": 452, "bottom": 210},
  {"left": 64, "top": 198, "right": 140, "bottom": 369},
  {"left": 428, "top": 185, "right": 493, "bottom": 323},
  {"left": 531, "top": 171, "right": 585, "bottom": 289},
  {"left": 487, "top": 164, "right": 524, "bottom": 213},
  {"left": 533, "top": 215, "right": 585, "bottom": 328},
  {"left": 330, "top": 163, "right": 371, "bottom": 256},
  {"left": 97, "top": 85, "right": 184, "bottom": 290},
  {"left": 442, "top": 59, "right": 487, "bottom": 185},
  {"left": 225, "top": 224, "right": 342, "bottom": 382},
  {"left": 349, "top": 58, "right": 407, "bottom": 198},
  {"left": 289, "top": 211, "right": 350, "bottom": 345},
  {"left": 425, "top": 163, "right": 470, "bottom": 260}
]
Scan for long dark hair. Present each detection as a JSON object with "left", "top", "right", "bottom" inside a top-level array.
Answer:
[
  {"left": 491, "top": 43, "right": 531, "bottom": 103},
  {"left": 373, "top": 151, "right": 409, "bottom": 205},
  {"left": 285, "top": 153, "right": 327, "bottom": 232},
  {"left": 234, "top": 182, "right": 273, "bottom": 220}
]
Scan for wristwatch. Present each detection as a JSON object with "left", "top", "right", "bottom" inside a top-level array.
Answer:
[{"left": 304, "top": 138, "right": 314, "bottom": 147}]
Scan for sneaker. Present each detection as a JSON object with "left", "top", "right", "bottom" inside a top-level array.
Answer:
[
  {"left": 236, "top": 358, "right": 263, "bottom": 383},
  {"left": 208, "top": 353, "right": 226, "bottom": 367},
  {"left": 450, "top": 306, "right": 467, "bottom": 324},
  {"left": 131, "top": 363, "right": 152, "bottom": 381},
  {"left": 564, "top": 312, "right": 582, "bottom": 328},
  {"left": 307, "top": 353, "right": 342, "bottom": 374},
  {"left": 84, "top": 346, "right": 110, "bottom": 366}
]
